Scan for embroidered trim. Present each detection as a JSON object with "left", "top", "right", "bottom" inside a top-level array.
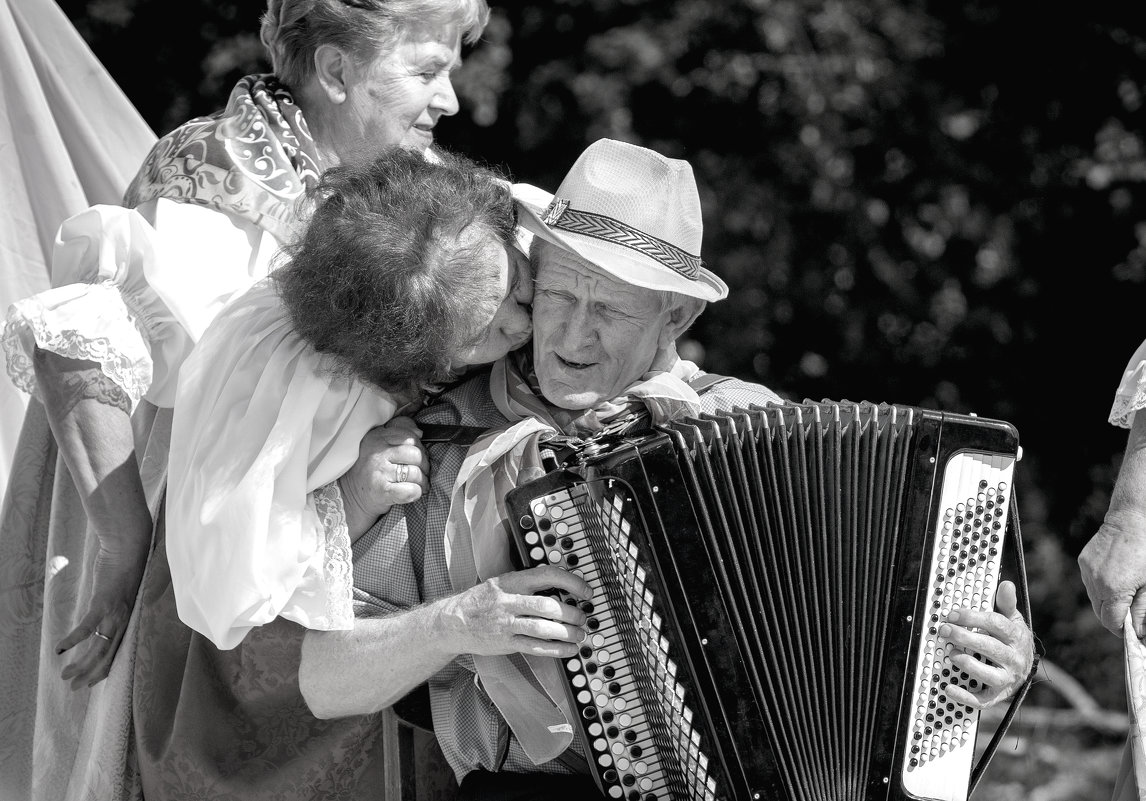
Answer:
[
  {"left": 541, "top": 198, "right": 702, "bottom": 280},
  {"left": 1110, "top": 360, "right": 1146, "bottom": 429},
  {"left": 1111, "top": 391, "right": 1146, "bottom": 428},
  {"left": 2, "top": 284, "right": 152, "bottom": 408},
  {"left": 313, "top": 481, "right": 354, "bottom": 630}
]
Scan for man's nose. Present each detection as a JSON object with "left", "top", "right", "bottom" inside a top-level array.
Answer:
[{"left": 554, "top": 304, "right": 597, "bottom": 349}]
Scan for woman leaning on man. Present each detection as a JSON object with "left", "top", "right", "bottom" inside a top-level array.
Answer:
[{"left": 0, "top": 1, "right": 498, "bottom": 799}]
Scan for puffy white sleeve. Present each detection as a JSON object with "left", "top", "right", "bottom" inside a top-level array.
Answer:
[
  {"left": 1111, "top": 339, "right": 1146, "bottom": 429},
  {"left": 2, "top": 199, "right": 279, "bottom": 409},
  {"left": 166, "top": 280, "right": 399, "bottom": 650}
]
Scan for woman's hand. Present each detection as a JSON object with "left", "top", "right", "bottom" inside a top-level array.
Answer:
[
  {"left": 338, "top": 416, "right": 430, "bottom": 539},
  {"left": 56, "top": 521, "right": 151, "bottom": 689},
  {"left": 938, "top": 580, "right": 1035, "bottom": 709},
  {"left": 1080, "top": 508, "right": 1146, "bottom": 637}
]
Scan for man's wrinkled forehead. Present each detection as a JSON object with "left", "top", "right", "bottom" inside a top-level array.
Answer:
[{"left": 531, "top": 238, "right": 633, "bottom": 293}]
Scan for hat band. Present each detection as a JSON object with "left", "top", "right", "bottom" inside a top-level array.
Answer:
[{"left": 542, "top": 198, "right": 702, "bottom": 281}]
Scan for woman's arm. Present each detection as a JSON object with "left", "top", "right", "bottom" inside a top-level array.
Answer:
[
  {"left": 299, "top": 603, "right": 456, "bottom": 719},
  {"left": 34, "top": 348, "right": 153, "bottom": 688},
  {"left": 299, "top": 565, "right": 590, "bottom": 718}
]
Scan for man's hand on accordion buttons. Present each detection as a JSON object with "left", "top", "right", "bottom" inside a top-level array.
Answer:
[
  {"left": 937, "top": 580, "right": 1033, "bottom": 709},
  {"left": 439, "top": 565, "right": 591, "bottom": 659}
]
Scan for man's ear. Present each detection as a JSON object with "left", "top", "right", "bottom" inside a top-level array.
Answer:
[
  {"left": 313, "top": 44, "right": 350, "bottom": 103},
  {"left": 658, "top": 299, "right": 705, "bottom": 349}
]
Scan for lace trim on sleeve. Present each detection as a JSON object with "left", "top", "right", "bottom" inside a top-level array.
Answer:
[
  {"left": 313, "top": 481, "right": 354, "bottom": 630},
  {"left": 2, "top": 281, "right": 153, "bottom": 408},
  {"left": 1110, "top": 359, "right": 1146, "bottom": 429}
]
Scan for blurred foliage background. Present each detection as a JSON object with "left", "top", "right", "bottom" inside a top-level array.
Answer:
[{"left": 58, "top": 0, "right": 1146, "bottom": 796}]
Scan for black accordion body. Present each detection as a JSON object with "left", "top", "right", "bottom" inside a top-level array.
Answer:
[{"left": 505, "top": 400, "right": 1034, "bottom": 801}]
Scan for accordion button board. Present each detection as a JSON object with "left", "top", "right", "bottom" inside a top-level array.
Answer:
[
  {"left": 901, "top": 454, "right": 1014, "bottom": 799},
  {"left": 521, "top": 486, "right": 717, "bottom": 800},
  {"left": 506, "top": 400, "right": 1029, "bottom": 801}
]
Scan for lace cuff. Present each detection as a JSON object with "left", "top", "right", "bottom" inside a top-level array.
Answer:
[
  {"left": 2, "top": 281, "right": 153, "bottom": 409},
  {"left": 1111, "top": 351, "right": 1146, "bottom": 429},
  {"left": 312, "top": 481, "right": 354, "bottom": 631}
]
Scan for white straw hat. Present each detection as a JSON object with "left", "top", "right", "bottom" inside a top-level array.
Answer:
[{"left": 514, "top": 139, "right": 728, "bottom": 302}]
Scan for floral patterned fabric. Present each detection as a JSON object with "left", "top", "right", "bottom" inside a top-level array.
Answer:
[
  {"left": 124, "top": 74, "right": 322, "bottom": 245},
  {"left": 1117, "top": 610, "right": 1146, "bottom": 800},
  {"left": 134, "top": 510, "right": 390, "bottom": 801}
]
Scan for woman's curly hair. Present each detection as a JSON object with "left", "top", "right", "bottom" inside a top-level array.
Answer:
[
  {"left": 260, "top": 0, "right": 489, "bottom": 90},
  {"left": 272, "top": 148, "right": 516, "bottom": 396}
]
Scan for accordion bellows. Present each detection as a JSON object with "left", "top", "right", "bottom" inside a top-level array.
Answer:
[{"left": 507, "top": 400, "right": 1031, "bottom": 801}]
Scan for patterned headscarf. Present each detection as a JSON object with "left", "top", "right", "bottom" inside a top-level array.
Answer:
[{"left": 124, "top": 74, "right": 323, "bottom": 243}]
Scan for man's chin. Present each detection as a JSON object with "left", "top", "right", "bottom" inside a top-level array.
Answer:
[
  {"left": 537, "top": 378, "right": 607, "bottom": 412},
  {"left": 546, "top": 393, "right": 605, "bottom": 412}
]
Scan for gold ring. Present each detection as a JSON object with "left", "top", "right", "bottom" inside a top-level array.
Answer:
[
  {"left": 92, "top": 630, "right": 111, "bottom": 643},
  {"left": 396, "top": 464, "right": 408, "bottom": 483}
]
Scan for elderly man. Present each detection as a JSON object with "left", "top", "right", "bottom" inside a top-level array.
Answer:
[{"left": 298, "top": 140, "right": 1035, "bottom": 801}]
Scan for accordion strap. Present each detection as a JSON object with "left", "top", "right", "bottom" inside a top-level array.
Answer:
[
  {"left": 687, "top": 371, "right": 734, "bottom": 395},
  {"left": 418, "top": 423, "right": 490, "bottom": 447},
  {"left": 968, "top": 493, "right": 1041, "bottom": 794}
]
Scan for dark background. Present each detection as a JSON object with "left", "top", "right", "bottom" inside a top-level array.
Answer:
[{"left": 58, "top": 0, "right": 1146, "bottom": 796}]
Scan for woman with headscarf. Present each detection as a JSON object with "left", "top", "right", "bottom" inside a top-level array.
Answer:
[{"left": 0, "top": 1, "right": 490, "bottom": 799}]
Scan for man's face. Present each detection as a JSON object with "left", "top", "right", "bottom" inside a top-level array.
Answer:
[{"left": 531, "top": 242, "right": 678, "bottom": 410}]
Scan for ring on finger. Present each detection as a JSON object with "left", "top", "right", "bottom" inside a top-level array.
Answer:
[
  {"left": 395, "top": 464, "right": 409, "bottom": 483},
  {"left": 92, "top": 629, "right": 112, "bottom": 643}
]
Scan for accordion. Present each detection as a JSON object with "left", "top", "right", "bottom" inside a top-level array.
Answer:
[{"left": 505, "top": 400, "right": 1035, "bottom": 801}]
